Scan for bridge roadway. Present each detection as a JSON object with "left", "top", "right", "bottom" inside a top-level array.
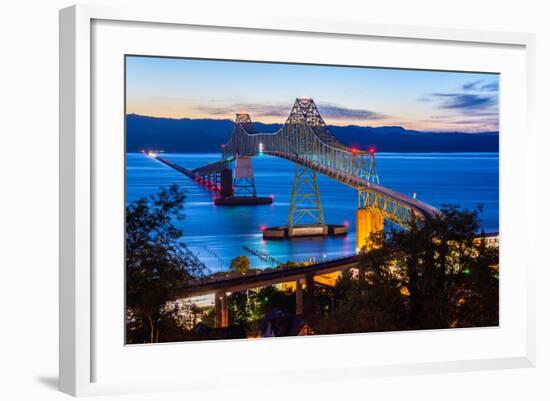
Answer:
[
  {"left": 188, "top": 150, "right": 439, "bottom": 222},
  {"left": 151, "top": 155, "right": 232, "bottom": 195},
  {"left": 183, "top": 150, "right": 439, "bottom": 222},
  {"left": 152, "top": 155, "right": 196, "bottom": 178},
  {"left": 265, "top": 150, "right": 441, "bottom": 221},
  {"left": 178, "top": 254, "right": 358, "bottom": 298},
  {"left": 178, "top": 254, "right": 358, "bottom": 328}
]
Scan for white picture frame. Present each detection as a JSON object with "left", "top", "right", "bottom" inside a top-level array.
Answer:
[{"left": 59, "top": 4, "right": 536, "bottom": 397}]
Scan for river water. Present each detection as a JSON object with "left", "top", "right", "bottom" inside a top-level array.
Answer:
[{"left": 126, "top": 152, "right": 498, "bottom": 272}]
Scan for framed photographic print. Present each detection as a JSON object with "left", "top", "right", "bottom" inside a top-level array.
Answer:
[{"left": 60, "top": 4, "right": 536, "bottom": 396}]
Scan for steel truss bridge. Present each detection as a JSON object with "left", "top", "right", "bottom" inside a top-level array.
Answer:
[
  {"left": 177, "top": 97, "right": 441, "bottom": 251},
  {"left": 204, "top": 98, "right": 439, "bottom": 223}
]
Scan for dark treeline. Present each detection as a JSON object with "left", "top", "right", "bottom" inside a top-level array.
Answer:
[{"left": 319, "top": 205, "right": 499, "bottom": 334}]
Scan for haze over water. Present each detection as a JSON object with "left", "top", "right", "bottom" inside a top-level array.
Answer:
[{"left": 126, "top": 152, "right": 498, "bottom": 272}]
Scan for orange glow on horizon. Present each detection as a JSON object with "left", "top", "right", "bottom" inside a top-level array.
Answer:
[{"left": 126, "top": 104, "right": 497, "bottom": 133}]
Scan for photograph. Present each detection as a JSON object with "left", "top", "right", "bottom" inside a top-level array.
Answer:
[
  {"left": 2, "top": 0, "right": 545, "bottom": 399},
  {"left": 125, "top": 56, "right": 499, "bottom": 344}
]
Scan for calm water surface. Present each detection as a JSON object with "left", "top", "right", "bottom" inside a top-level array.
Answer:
[{"left": 126, "top": 152, "right": 498, "bottom": 272}]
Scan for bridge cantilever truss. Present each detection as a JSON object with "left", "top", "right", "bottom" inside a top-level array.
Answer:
[{"left": 220, "top": 98, "right": 440, "bottom": 229}]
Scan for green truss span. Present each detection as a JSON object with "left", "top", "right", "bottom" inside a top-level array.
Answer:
[{"left": 216, "top": 98, "right": 441, "bottom": 228}]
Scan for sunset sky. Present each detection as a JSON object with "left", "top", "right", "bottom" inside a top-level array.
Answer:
[{"left": 126, "top": 56, "right": 499, "bottom": 133}]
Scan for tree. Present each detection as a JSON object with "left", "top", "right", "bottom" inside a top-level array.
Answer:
[
  {"left": 448, "top": 232, "right": 499, "bottom": 327},
  {"left": 319, "top": 238, "right": 407, "bottom": 335},
  {"left": 228, "top": 291, "right": 249, "bottom": 326},
  {"left": 388, "top": 217, "right": 427, "bottom": 328},
  {"left": 126, "top": 185, "right": 206, "bottom": 343},
  {"left": 386, "top": 204, "right": 497, "bottom": 330},
  {"left": 317, "top": 205, "right": 499, "bottom": 335},
  {"left": 230, "top": 255, "right": 251, "bottom": 275}
]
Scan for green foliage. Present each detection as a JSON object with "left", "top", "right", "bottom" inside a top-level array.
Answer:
[
  {"left": 448, "top": 233, "right": 499, "bottom": 327},
  {"left": 319, "top": 261, "right": 407, "bottom": 334},
  {"left": 227, "top": 286, "right": 296, "bottom": 332},
  {"left": 278, "top": 261, "right": 301, "bottom": 269},
  {"left": 255, "top": 285, "right": 295, "bottom": 316},
  {"left": 228, "top": 291, "right": 249, "bottom": 326},
  {"left": 126, "top": 185, "right": 206, "bottom": 344},
  {"left": 230, "top": 255, "right": 251, "bottom": 274}
]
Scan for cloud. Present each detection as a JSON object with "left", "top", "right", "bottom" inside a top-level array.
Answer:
[
  {"left": 430, "top": 93, "right": 497, "bottom": 112},
  {"left": 417, "top": 96, "right": 433, "bottom": 103},
  {"left": 462, "top": 80, "right": 484, "bottom": 91},
  {"left": 235, "top": 104, "right": 290, "bottom": 117},
  {"left": 195, "top": 101, "right": 386, "bottom": 121},
  {"left": 442, "top": 117, "right": 499, "bottom": 127},
  {"left": 317, "top": 103, "right": 387, "bottom": 120},
  {"left": 420, "top": 82, "right": 499, "bottom": 131},
  {"left": 461, "top": 79, "right": 499, "bottom": 92},
  {"left": 419, "top": 115, "right": 499, "bottom": 132},
  {"left": 481, "top": 81, "right": 499, "bottom": 92},
  {"left": 195, "top": 103, "right": 290, "bottom": 117}
]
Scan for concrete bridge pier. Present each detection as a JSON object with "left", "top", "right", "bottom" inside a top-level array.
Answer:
[
  {"left": 356, "top": 207, "right": 384, "bottom": 253},
  {"left": 304, "top": 273, "right": 317, "bottom": 321},
  {"left": 295, "top": 279, "right": 304, "bottom": 315},
  {"left": 294, "top": 275, "right": 316, "bottom": 319},
  {"left": 219, "top": 169, "right": 233, "bottom": 197},
  {"left": 214, "top": 159, "right": 272, "bottom": 205},
  {"left": 233, "top": 156, "right": 257, "bottom": 197},
  {"left": 214, "top": 290, "right": 229, "bottom": 328}
]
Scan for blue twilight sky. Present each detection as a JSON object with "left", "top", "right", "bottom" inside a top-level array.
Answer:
[{"left": 126, "top": 56, "right": 499, "bottom": 133}]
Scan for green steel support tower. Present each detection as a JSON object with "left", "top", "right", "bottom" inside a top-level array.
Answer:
[{"left": 288, "top": 162, "right": 325, "bottom": 229}]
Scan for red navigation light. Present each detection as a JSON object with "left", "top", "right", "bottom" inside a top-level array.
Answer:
[
  {"left": 368, "top": 146, "right": 375, "bottom": 154},
  {"left": 351, "top": 147, "right": 358, "bottom": 155},
  {"left": 260, "top": 225, "right": 266, "bottom": 231}
]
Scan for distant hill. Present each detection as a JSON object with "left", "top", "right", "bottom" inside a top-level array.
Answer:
[{"left": 126, "top": 114, "right": 499, "bottom": 153}]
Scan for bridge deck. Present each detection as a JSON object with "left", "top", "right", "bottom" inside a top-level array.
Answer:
[
  {"left": 265, "top": 150, "right": 440, "bottom": 220},
  {"left": 156, "top": 150, "right": 439, "bottom": 222},
  {"left": 191, "top": 159, "right": 232, "bottom": 175},
  {"left": 154, "top": 98, "right": 441, "bottom": 227},
  {"left": 154, "top": 156, "right": 196, "bottom": 178},
  {"left": 177, "top": 255, "right": 358, "bottom": 298}
]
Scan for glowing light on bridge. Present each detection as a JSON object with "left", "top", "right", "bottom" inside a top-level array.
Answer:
[
  {"left": 368, "top": 146, "right": 376, "bottom": 154},
  {"left": 259, "top": 142, "right": 264, "bottom": 155},
  {"left": 351, "top": 147, "right": 358, "bottom": 155},
  {"left": 147, "top": 151, "right": 157, "bottom": 157}
]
